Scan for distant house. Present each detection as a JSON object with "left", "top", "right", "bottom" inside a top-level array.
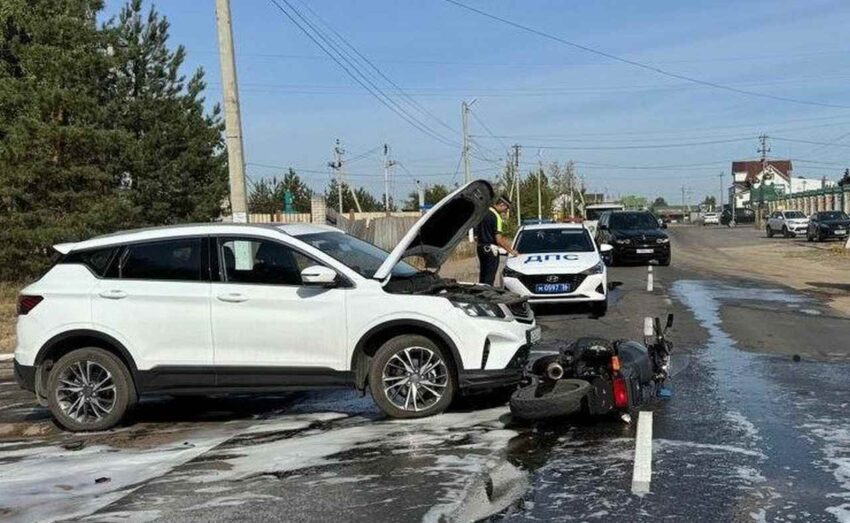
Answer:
[{"left": 729, "top": 159, "right": 834, "bottom": 207}]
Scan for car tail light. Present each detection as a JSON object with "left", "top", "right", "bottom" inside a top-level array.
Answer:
[
  {"left": 17, "top": 295, "right": 43, "bottom": 315},
  {"left": 612, "top": 375, "right": 629, "bottom": 409}
]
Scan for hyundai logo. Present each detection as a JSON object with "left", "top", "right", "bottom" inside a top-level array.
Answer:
[{"left": 546, "top": 275, "right": 560, "bottom": 283}]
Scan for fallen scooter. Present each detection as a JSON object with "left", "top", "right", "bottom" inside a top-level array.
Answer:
[{"left": 510, "top": 315, "right": 673, "bottom": 421}]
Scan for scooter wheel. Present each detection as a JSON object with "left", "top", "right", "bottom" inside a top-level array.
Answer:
[{"left": 510, "top": 378, "right": 591, "bottom": 421}]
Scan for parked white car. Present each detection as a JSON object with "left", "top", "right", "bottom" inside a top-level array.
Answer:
[
  {"left": 766, "top": 210, "right": 809, "bottom": 238},
  {"left": 502, "top": 223, "right": 611, "bottom": 316},
  {"left": 701, "top": 212, "right": 720, "bottom": 225},
  {"left": 14, "top": 180, "right": 539, "bottom": 431}
]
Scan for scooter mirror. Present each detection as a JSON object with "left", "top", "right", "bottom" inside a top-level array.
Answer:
[{"left": 666, "top": 314, "right": 674, "bottom": 330}]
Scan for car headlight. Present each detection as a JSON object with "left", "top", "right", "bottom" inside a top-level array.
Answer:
[
  {"left": 451, "top": 300, "right": 506, "bottom": 319},
  {"left": 656, "top": 238, "right": 669, "bottom": 244},
  {"left": 580, "top": 261, "right": 605, "bottom": 275},
  {"left": 502, "top": 267, "right": 520, "bottom": 279},
  {"left": 614, "top": 238, "right": 631, "bottom": 245}
]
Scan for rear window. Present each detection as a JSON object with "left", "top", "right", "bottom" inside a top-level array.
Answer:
[
  {"left": 119, "top": 239, "right": 202, "bottom": 281},
  {"left": 784, "top": 211, "right": 805, "bottom": 219},
  {"left": 61, "top": 247, "right": 117, "bottom": 277}
]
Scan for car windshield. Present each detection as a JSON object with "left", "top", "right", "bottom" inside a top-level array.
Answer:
[
  {"left": 609, "top": 212, "right": 660, "bottom": 230},
  {"left": 819, "top": 211, "right": 848, "bottom": 220},
  {"left": 784, "top": 211, "right": 805, "bottom": 219},
  {"left": 516, "top": 229, "right": 595, "bottom": 254},
  {"left": 298, "top": 231, "right": 418, "bottom": 279}
]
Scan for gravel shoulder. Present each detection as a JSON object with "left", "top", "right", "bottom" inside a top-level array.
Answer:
[{"left": 670, "top": 224, "right": 850, "bottom": 317}]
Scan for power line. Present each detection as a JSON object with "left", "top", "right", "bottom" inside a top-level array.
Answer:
[
  {"left": 521, "top": 137, "right": 754, "bottom": 151},
  {"left": 441, "top": 0, "right": 850, "bottom": 110},
  {"left": 293, "top": 0, "right": 457, "bottom": 135},
  {"left": 267, "top": 0, "right": 461, "bottom": 148},
  {"left": 772, "top": 137, "right": 850, "bottom": 149}
]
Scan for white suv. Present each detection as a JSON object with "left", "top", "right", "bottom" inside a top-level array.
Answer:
[
  {"left": 14, "top": 181, "right": 538, "bottom": 431},
  {"left": 766, "top": 210, "right": 809, "bottom": 238}
]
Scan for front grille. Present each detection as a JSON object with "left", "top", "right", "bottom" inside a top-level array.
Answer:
[
  {"left": 507, "top": 300, "right": 534, "bottom": 323},
  {"left": 518, "top": 273, "right": 587, "bottom": 292}
]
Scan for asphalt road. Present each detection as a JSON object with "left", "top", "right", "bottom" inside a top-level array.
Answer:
[{"left": 0, "top": 226, "right": 848, "bottom": 523}]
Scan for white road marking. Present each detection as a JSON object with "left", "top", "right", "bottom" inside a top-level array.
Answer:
[
  {"left": 644, "top": 317, "right": 654, "bottom": 337},
  {"left": 632, "top": 410, "right": 654, "bottom": 494},
  {"left": 647, "top": 273, "right": 654, "bottom": 292}
]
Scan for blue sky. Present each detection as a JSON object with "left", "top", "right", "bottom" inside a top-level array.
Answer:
[{"left": 101, "top": 0, "right": 850, "bottom": 205}]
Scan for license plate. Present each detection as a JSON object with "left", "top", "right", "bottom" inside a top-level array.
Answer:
[
  {"left": 527, "top": 326, "right": 542, "bottom": 344},
  {"left": 636, "top": 248, "right": 654, "bottom": 254},
  {"left": 534, "top": 283, "right": 571, "bottom": 294},
  {"left": 836, "top": 230, "right": 846, "bottom": 235}
]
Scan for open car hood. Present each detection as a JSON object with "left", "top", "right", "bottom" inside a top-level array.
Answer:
[{"left": 373, "top": 179, "right": 494, "bottom": 282}]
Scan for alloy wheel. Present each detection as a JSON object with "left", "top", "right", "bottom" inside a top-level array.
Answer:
[
  {"left": 55, "top": 360, "right": 116, "bottom": 424},
  {"left": 381, "top": 346, "right": 448, "bottom": 412}
]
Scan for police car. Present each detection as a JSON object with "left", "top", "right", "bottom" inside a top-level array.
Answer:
[{"left": 502, "top": 223, "right": 612, "bottom": 315}]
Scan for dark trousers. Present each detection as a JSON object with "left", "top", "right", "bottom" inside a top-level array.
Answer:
[{"left": 477, "top": 245, "right": 499, "bottom": 286}]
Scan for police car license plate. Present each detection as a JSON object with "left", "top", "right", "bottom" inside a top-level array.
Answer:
[
  {"left": 527, "top": 326, "right": 542, "bottom": 344},
  {"left": 636, "top": 248, "right": 654, "bottom": 254},
  {"left": 534, "top": 283, "right": 570, "bottom": 294}
]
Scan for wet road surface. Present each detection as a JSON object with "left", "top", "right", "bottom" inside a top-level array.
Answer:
[{"left": 1, "top": 229, "right": 849, "bottom": 523}]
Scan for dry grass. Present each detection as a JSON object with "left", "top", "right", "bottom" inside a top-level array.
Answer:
[{"left": 0, "top": 282, "right": 19, "bottom": 354}]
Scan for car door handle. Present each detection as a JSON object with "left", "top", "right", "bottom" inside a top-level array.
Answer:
[
  {"left": 98, "top": 289, "right": 128, "bottom": 300},
  {"left": 217, "top": 292, "right": 248, "bottom": 303}
]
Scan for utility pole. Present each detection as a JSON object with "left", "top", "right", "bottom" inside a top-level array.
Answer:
[
  {"left": 757, "top": 134, "right": 771, "bottom": 229},
  {"left": 328, "top": 139, "right": 345, "bottom": 214},
  {"left": 215, "top": 0, "right": 248, "bottom": 222},
  {"left": 719, "top": 172, "right": 724, "bottom": 212},
  {"left": 536, "top": 150, "right": 543, "bottom": 221},
  {"left": 383, "top": 144, "right": 396, "bottom": 214},
  {"left": 461, "top": 100, "right": 476, "bottom": 184},
  {"left": 681, "top": 185, "right": 687, "bottom": 222},
  {"left": 512, "top": 144, "right": 522, "bottom": 226}
]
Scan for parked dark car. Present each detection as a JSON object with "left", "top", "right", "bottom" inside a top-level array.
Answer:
[
  {"left": 596, "top": 210, "right": 670, "bottom": 265},
  {"left": 720, "top": 207, "right": 756, "bottom": 226},
  {"left": 806, "top": 211, "right": 850, "bottom": 242}
]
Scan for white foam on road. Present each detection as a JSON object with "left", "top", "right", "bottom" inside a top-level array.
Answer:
[
  {"left": 800, "top": 420, "right": 850, "bottom": 522},
  {"left": 0, "top": 431, "right": 232, "bottom": 523}
]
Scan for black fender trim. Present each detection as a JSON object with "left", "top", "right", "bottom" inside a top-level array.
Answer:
[
  {"left": 35, "top": 329, "right": 140, "bottom": 380},
  {"left": 351, "top": 320, "right": 464, "bottom": 391}
]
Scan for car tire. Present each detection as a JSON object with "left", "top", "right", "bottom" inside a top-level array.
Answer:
[
  {"left": 369, "top": 334, "right": 457, "bottom": 419},
  {"left": 782, "top": 225, "right": 790, "bottom": 238},
  {"left": 591, "top": 297, "right": 608, "bottom": 317},
  {"left": 46, "top": 348, "right": 134, "bottom": 432},
  {"left": 766, "top": 226, "right": 774, "bottom": 238},
  {"left": 660, "top": 254, "right": 671, "bottom": 266},
  {"left": 510, "top": 378, "right": 590, "bottom": 421},
  {"left": 807, "top": 230, "right": 813, "bottom": 242}
]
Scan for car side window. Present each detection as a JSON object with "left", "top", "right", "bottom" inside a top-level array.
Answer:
[
  {"left": 119, "top": 238, "right": 202, "bottom": 281},
  {"left": 218, "top": 238, "right": 316, "bottom": 286},
  {"left": 61, "top": 247, "right": 117, "bottom": 277}
]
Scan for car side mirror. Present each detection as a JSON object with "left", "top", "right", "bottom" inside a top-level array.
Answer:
[
  {"left": 661, "top": 222, "right": 668, "bottom": 229},
  {"left": 301, "top": 265, "right": 337, "bottom": 287},
  {"left": 598, "top": 224, "right": 608, "bottom": 231},
  {"left": 599, "top": 243, "right": 613, "bottom": 253}
]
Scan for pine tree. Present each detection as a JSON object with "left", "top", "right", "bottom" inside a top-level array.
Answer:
[
  {"left": 0, "top": 0, "right": 136, "bottom": 280},
  {"left": 106, "top": 0, "right": 227, "bottom": 225},
  {"left": 248, "top": 169, "right": 312, "bottom": 214}
]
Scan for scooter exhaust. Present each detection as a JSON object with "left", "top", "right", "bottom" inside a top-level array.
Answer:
[{"left": 545, "top": 362, "right": 565, "bottom": 381}]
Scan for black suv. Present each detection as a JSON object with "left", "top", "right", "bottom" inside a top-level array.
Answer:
[
  {"left": 596, "top": 210, "right": 670, "bottom": 266},
  {"left": 806, "top": 211, "right": 850, "bottom": 242}
]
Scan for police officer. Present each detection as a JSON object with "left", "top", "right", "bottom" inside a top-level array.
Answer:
[{"left": 474, "top": 195, "right": 518, "bottom": 286}]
